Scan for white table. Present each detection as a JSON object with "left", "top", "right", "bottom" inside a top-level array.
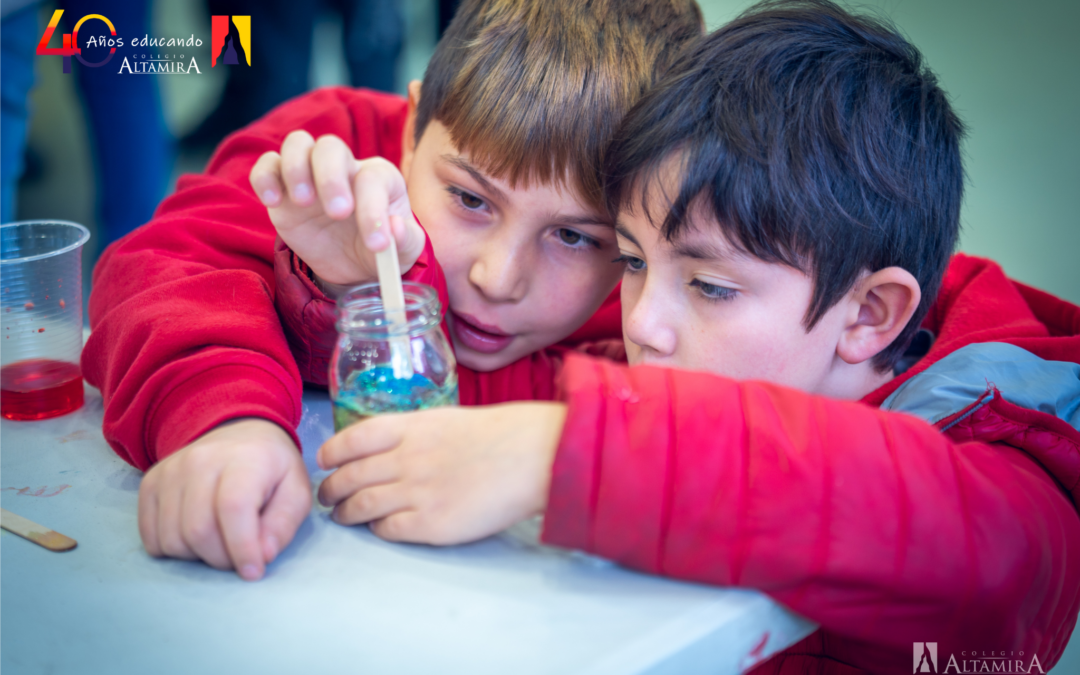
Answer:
[{"left": 1, "top": 383, "right": 815, "bottom": 674}]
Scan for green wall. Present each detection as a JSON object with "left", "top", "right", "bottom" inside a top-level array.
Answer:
[{"left": 697, "top": 0, "right": 1080, "bottom": 304}]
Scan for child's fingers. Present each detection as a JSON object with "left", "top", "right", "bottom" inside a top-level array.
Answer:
[
  {"left": 317, "top": 414, "right": 405, "bottom": 469},
  {"left": 258, "top": 463, "right": 312, "bottom": 564},
  {"left": 250, "top": 151, "right": 284, "bottom": 207},
  {"left": 311, "top": 135, "right": 357, "bottom": 220},
  {"left": 279, "top": 129, "right": 317, "bottom": 206},
  {"left": 179, "top": 471, "right": 232, "bottom": 570},
  {"left": 317, "top": 452, "right": 401, "bottom": 507},
  {"left": 156, "top": 479, "right": 198, "bottom": 561},
  {"left": 331, "top": 484, "right": 411, "bottom": 526},
  {"left": 137, "top": 474, "right": 163, "bottom": 557},
  {"left": 351, "top": 158, "right": 399, "bottom": 251},
  {"left": 369, "top": 510, "right": 424, "bottom": 542},
  {"left": 389, "top": 214, "right": 427, "bottom": 270},
  {"left": 215, "top": 466, "right": 270, "bottom": 581}
]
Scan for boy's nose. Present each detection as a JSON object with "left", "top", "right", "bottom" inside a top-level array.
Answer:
[
  {"left": 623, "top": 279, "right": 677, "bottom": 358},
  {"left": 467, "top": 240, "right": 529, "bottom": 303}
]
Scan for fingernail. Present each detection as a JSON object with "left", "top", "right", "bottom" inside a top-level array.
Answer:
[
  {"left": 240, "top": 564, "right": 262, "bottom": 581},
  {"left": 261, "top": 189, "right": 278, "bottom": 205},
  {"left": 368, "top": 230, "right": 388, "bottom": 249},
  {"left": 328, "top": 196, "right": 349, "bottom": 214},
  {"left": 294, "top": 183, "right": 311, "bottom": 202}
]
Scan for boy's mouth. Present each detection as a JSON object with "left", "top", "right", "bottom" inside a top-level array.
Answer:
[{"left": 450, "top": 312, "right": 514, "bottom": 354}]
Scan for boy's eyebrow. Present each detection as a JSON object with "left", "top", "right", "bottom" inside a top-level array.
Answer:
[
  {"left": 617, "top": 222, "right": 730, "bottom": 261},
  {"left": 614, "top": 223, "right": 642, "bottom": 248},
  {"left": 553, "top": 214, "right": 613, "bottom": 228},
  {"left": 441, "top": 155, "right": 506, "bottom": 202},
  {"left": 671, "top": 239, "right": 729, "bottom": 262}
]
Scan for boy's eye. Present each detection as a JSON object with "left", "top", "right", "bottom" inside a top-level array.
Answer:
[
  {"left": 460, "top": 192, "right": 484, "bottom": 209},
  {"left": 556, "top": 228, "right": 600, "bottom": 249},
  {"left": 612, "top": 254, "right": 645, "bottom": 272},
  {"left": 447, "top": 186, "right": 486, "bottom": 210},
  {"left": 689, "top": 278, "right": 736, "bottom": 301},
  {"left": 558, "top": 228, "right": 581, "bottom": 245}
]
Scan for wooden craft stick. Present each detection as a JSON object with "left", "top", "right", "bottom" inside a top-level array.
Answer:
[
  {"left": 374, "top": 220, "right": 414, "bottom": 380},
  {"left": 1, "top": 507, "right": 77, "bottom": 552}
]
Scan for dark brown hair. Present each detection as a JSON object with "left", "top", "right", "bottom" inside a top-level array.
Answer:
[
  {"left": 605, "top": 0, "right": 966, "bottom": 370},
  {"left": 414, "top": 0, "right": 703, "bottom": 211}
]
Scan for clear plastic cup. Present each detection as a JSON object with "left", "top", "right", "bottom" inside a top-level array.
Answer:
[{"left": 1, "top": 220, "right": 90, "bottom": 420}]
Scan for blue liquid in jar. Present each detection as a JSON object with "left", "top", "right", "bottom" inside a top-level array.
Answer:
[{"left": 332, "top": 365, "right": 458, "bottom": 430}]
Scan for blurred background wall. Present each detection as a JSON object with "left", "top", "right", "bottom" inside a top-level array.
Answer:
[
  {"left": 7, "top": 0, "right": 1079, "bottom": 305},
  {"left": 3, "top": 0, "right": 1078, "bottom": 671}
]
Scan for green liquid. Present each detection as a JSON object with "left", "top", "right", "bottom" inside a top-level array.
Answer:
[{"left": 332, "top": 365, "right": 458, "bottom": 431}]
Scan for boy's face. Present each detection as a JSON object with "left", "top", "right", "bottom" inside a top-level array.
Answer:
[
  {"left": 615, "top": 199, "right": 860, "bottom": 395},
  {"left": 404, "top": 120, "right": 621, "bottom": 371}
]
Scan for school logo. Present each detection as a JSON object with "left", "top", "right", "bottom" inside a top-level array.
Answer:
[
  {"left": 36, "top": 9, "right": 117, "bottom": 73},
  {"left": 914, "top": 642, "right": 938, "bottom": 673},
  {"left": 911, "top": 644, "right": 1045, "bottom": 673},
  {"left": 211, "top": 15, "right": 250, "bottom": 67}
]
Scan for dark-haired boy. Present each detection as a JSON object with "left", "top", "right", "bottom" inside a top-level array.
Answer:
[
  {"left": 83, "top": 0, "right": 703, "bottom": 580},
  {"left": 315, "top": 1, "right": 1080, "bottom": 672}
]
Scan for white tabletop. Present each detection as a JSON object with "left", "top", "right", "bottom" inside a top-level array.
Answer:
[{"left": 1, "top": 383, "right": 815, "bottom": 675}]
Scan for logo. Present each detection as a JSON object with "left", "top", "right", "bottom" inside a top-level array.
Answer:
[
  {"left": 211, "top": 16, "right": 250, "bottom": 67},
  {"left": 915, "top": 642, "right": 938, "bottom": 673},
  {"left": 36, "top": 9, "right": 117, "bottom": 73},
  {"left": 912, "top": 644, "right": 1045, "bottom": 674}
]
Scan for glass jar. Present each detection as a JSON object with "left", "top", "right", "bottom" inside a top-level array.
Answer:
[{"left": 330, "top": 281, "right": 458, "bottom": 431}]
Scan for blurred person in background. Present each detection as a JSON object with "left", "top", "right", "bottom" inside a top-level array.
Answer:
[{"left": 182, "top": 0, "right": 404, "bottom": 150}]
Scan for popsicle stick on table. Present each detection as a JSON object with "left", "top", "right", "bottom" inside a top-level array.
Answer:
[
  {"left": 375, "top": 220, "right": 414, "bottom": 380},
  {"left": 1, "top": 507, "right": 77, "bottom": 551}
]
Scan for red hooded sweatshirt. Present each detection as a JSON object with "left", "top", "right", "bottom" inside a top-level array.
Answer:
[{"left": 85, "top": 87, "right": 1080, "bottom": 674}]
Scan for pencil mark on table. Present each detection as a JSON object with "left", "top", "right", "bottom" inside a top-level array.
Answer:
[{"left": 2, "top": 485, "right": 72, "bottom": 497}]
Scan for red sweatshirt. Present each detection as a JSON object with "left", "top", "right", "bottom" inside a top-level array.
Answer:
[{"left": 83, "top": 86, "right": 619, "bottom": 468}]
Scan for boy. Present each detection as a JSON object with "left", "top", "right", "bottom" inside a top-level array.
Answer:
[
  {"left": 314, "top": 1, "right": 1080, "bottom": 672},
  {"left": 82, "top": 0, "right": 703, "bottom": 580}
]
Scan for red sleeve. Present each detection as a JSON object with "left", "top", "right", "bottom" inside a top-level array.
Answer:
[
  {"left": 542, "top": 353, "right": 1080, "bottom": 671},
  {"left": 82, "top": 87, "right": 409, "bottom": 470}
]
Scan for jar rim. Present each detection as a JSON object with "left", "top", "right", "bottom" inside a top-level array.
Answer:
[{"left": 336, "top": 281, "right": 441, "bottom": 337}]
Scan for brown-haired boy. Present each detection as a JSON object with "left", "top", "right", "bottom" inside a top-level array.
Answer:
[{"left": 83, "top": 0, "right": 703, "bottom": 580}]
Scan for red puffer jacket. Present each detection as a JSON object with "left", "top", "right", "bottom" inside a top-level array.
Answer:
[{"left": 541, "top": 254, "right": 1080, "bottom": 674}]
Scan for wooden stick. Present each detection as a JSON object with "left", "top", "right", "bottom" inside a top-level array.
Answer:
[
  {"left": 1, "top": 508, "right": 77, "bottom": 552},
  {"left": 374, "top": 220, "right": 414, "bottom": 380}
]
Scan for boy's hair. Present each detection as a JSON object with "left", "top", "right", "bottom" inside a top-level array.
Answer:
[
  {"left": 414, "top": 0, "right": 703, "bottom": 211},
  {"left": 605, "top": 0, "right": 966, "bottom": 370}
]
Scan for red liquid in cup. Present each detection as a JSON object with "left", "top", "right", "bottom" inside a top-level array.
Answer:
[{"left": 0, "top": 359, "right": 84, "bottom": 420}]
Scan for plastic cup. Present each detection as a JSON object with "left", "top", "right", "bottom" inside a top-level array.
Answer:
[{"left": 1, "top": 220, "right": 90, "bottom": 420}]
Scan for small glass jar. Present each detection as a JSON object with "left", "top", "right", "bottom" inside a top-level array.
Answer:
[{"left": 330, "top": 281, "right": 458, "bottom": 431}]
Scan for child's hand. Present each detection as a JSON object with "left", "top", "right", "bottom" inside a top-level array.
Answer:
[
  {"left": 316, "top": 403, "right": 567, "bottom": 545},
  {"left": 137, "top": 418, "right": 312, "bottom": 581},
  {"left": 249, "top": 130, "right": 426, "bottom": 288}
]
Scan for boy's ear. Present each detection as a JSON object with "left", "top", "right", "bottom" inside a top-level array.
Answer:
[
  {"left": 400, "top": 80, "right": 422, "bottom": 179},
  {"left": 836, "top": 267, "right": 922, "bottom": 367}
]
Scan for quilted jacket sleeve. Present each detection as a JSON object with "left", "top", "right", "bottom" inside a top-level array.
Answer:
[
  {"left": 542, "top": 353, "right": 1080, "bottom": 672},
  {"left": 82, "top": 87, "right": 408, "bottom": 470}
]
